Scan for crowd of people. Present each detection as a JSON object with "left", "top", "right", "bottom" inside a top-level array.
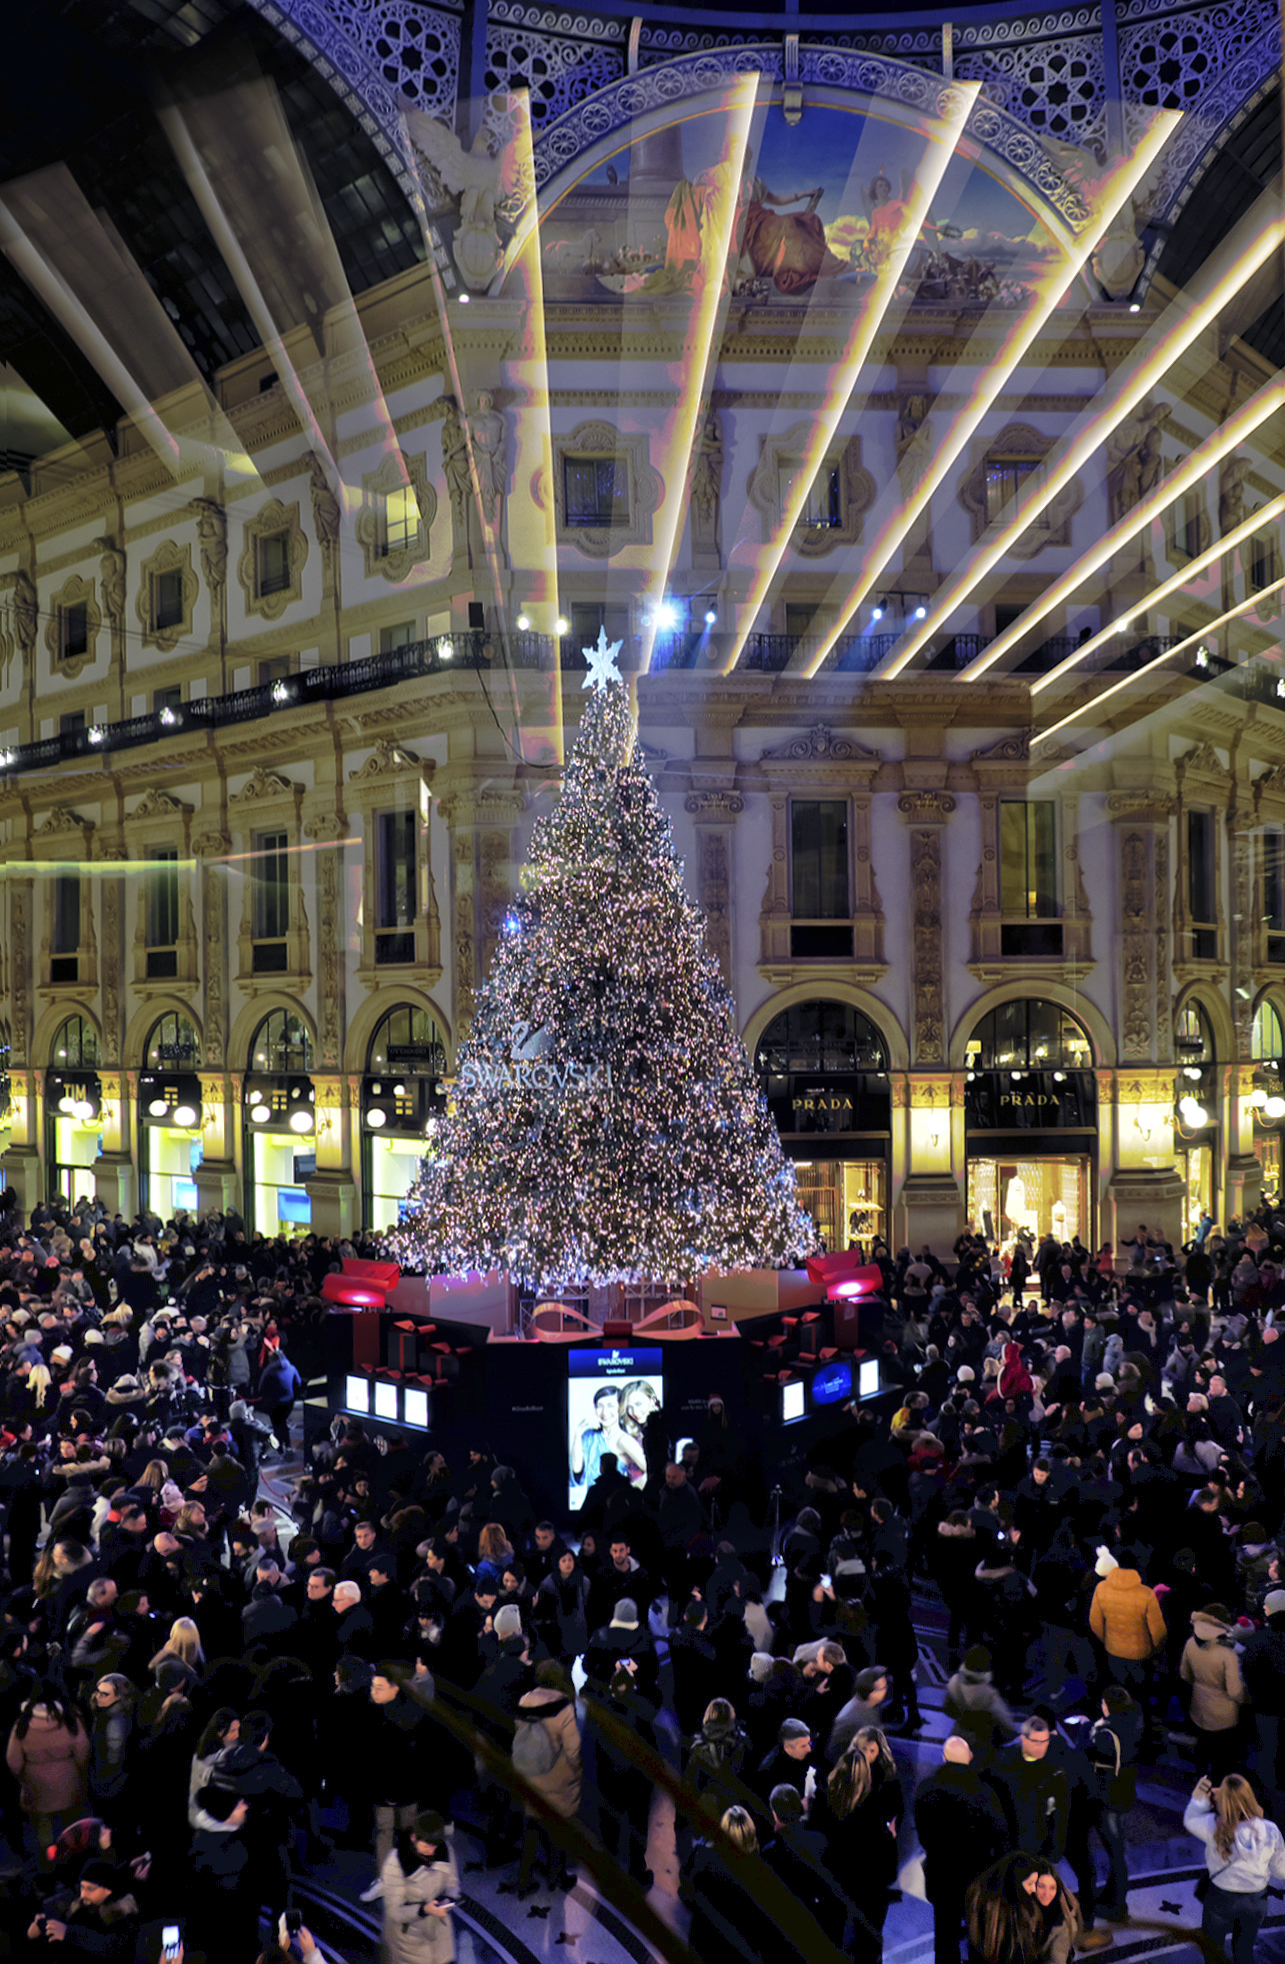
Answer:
[{"left": 2, "top": 1191, "right": 1285, "bottom": 1964}]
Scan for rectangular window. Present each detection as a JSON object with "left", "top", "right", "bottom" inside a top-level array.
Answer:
[
  {"left": 60, "top": 711, "right": 85, "bottom": 736},
  {"left": 985, "top": 457, "right": 1048, "bottom": 529},
  {"left": 1182, "top": 495, "right": 1206, "bottom": 561},
  {"left": 253, "top": 830, "right": 289, "bottom": 942},
  {"left": 258, "top": 656, "right": 290, "bottom": 686},
  {"left": 52, "top": 876, "right": 80, "bottom": 954},
  {"left": 153, "top": 685, "right": 182, "bottom": 715},
  {"left": 564, "top": 457, "right": 628, "bottom": 528},
  {"left": 153, "top": 568, "right": 184, "bottom": 630},
  {"left": 379, "top": 622, "right": 417, "bottom": 654},
  {"left": 257, "top": 530, "right": 291, "bottom": 596},
  {"left": 1252, "top": 534, "right": 1274, "bottom": 592},
  {"left": 60, "top": 603, "right": 88, "bottom": 660},
  {"left": 377, "top": 811, "right": 416, "bottom": 929},
  {"left": 790, "top": 802, "right": 851, "bottom": 957},
  {"left": 147, "top": 847, "right": 179, "bottom": 948},
  {"left": 1189, "top": 809, "right": 1215, "bottom": 921},
  {"left": 379, "top": 487, "right": 418, "bottom": 557},
  {"left": 784, "top": 463, "right": 841, "bottom": 529},
  {"left": 1000, "top": 801, "right": 1057, "bottom": 917},
  {"left": 1266, "top": 829, "right": 1285, "bottom": 933}
]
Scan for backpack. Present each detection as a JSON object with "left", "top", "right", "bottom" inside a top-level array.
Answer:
[{"left": 512, "top": 1715, "right": 561, "bottom": 1778}]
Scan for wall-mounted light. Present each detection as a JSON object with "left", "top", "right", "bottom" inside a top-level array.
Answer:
[
  {"left": 516, "top": 613, "right": 531, "bottom": 631},
  {"left": 366, "top": 1108, "right": 387, "bottom": 1129},
  {"left": 88, "top": 726, "right": 106, "bottom": 745},
  {"left": 1266, "top": 1096, "right": 1285, "bottom": 1120},
  {"left": 288, "top": 1108, "right": 314, "bottom": 1134},
  {"left": 439, "top": 639, "right": 454, "bottom": 661},
  {"left": 173, "top": 1104, "right": 199, "bottom": 1129},
  {"left": 249, "top": 1104, "right": 271, "bottom": 1125},
  {"left": 555, "top": 617, "right": 569, "bottom": 635},
  {"left": 148, "top": 1098, "right": 170, "bottom": 1117}
]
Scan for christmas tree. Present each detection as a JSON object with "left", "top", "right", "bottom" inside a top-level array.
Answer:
[{"left": 391, "top": 633, "right": 814, "bottom": 1289}]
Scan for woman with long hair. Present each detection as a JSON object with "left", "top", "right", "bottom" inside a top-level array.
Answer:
[
  {"left": 147, "top": 1616, "right": 206, "bottom": 1682},
  {"left": 616, "top": 1379, "right": 659, "bottom": 1485},
  {"left": 381, "top": 1809, "right": 460, "bottom": 1964},
  {"left": 1030, "top": 1865, "right": 1081, "bottom": 1964},
  {"left": 1184, "top": 1772, "right": 1285, "bottom": 1964},
  {"left": 5, "top": 1684, "right": 90, "bottom": 1858},
  {"left": 188, "top": 1707, "right": 240, "bottom": 1825},
  {"left": 814, "top": 1741, "right": 898, "bottom": 1957},
  {"left": 474, "top": 1523, "right": 515, "bottom": 1583},
  {"left": 966, "top": 1853, "right": 1045, "bottom": 1964},
  {"left": 688, "top": 1805, "right": 763, "bottom": 1964}
]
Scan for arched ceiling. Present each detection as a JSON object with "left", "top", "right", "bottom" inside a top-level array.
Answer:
[{"left": 0, "top": 0, "right": 423, "bottom": 453}]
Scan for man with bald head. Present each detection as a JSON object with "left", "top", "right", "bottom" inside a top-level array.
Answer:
[{"left": 913, "top": 1735, "right": 1007, "bottom": 1964}]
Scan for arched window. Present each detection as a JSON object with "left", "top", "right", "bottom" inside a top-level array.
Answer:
[
  {"left": 366, "top": 1004, "right": 446, "bottom": 1076},
  {"left": 755, "top": 1000, "right": 887, "bottom": 1076},
  {"left": 145, "top": 1011, "right": 202, "bottom": 1070},
  {"left": 248, "top": 1009, "right": 313, "bottom": 1074},
  {"left": 1253, "top": 1002, "right": 1283, "bottom": 1064},
  {"left": 50, "top": 1016, "right": 98, "bottom": 1069},
  {"left": 1176, "top": 1002, "right": 1215, "bottom": 1067},
  {"left": 966, "top": 999, "right": 1092, "bottom": 1071}
]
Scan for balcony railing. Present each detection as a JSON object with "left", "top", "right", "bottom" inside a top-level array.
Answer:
[{"left": 2, "top": 626, "right": 1280, "bottom": 789}]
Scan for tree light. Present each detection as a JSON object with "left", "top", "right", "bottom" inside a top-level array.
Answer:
[{"left": 516, "top": 613, "right": 531, "bottom": 631}]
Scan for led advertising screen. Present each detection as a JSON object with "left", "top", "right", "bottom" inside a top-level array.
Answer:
[
  {"left": 568, "top": 1347, "right": 663, "bottom": 1512},
  {"left": 403, "top": 1386, "right": 430, "bottom": 1430},
  {"left": 858, "top": 1357, "right": 881, "bottom": 1399},
  {"left": 345, "top": 1374, "right": 370, "bottom": 1414}
]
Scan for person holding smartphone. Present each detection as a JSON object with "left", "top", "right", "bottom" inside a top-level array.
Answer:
[{"left": 381, "top": 1811, "right": 460, "bottom": 1964}]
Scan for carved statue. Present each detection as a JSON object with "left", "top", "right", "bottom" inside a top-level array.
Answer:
[
  {"left": 306, "top": 451, "right": 342, "bottom": 562},
  {"left": 1220, "top": 455, "right": 1249, "bottom": 538},
  {"left": 93, "top": 539, "right": 126, "bottom": 630},
  {"left": 1107, "top": 402, "right": 1165, "bottom": 525},
  {"left": 468, "top": 392, "right": 507, "bottom": 530},
  {"left": 690, "top": 407, "right": 723, "bottom": 564},
  {"left": 440, "top": 396, "right": 472, "bottom": 556},
  {"left": 896, "top": 393, "right": 929, "bottom": 460},
  {"left": 403, "top": 107, "right": 523, "bottom": 292},
  {"left": 191, "top": 500, "right": 227, "bottom": 595},
  {"left": 11, "top": 570, "right": 37, "bottom": 659}
]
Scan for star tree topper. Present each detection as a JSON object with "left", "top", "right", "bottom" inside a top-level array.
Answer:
[{"left": 583, "top": 625, "right": 623, "bottom": 691}]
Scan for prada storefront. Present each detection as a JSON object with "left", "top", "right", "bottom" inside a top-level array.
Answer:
[
  {"left": 755, "top": 1000, "right": 890, "bottom": 1253},
  {"left": 964, "top": 1000, "right": 1097, "bottom": 1248}
]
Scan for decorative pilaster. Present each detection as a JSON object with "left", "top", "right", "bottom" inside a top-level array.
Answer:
[
  {"left": 304, "top": 810, "right": 347, "bottom": 1073},
  {"left": 1108, "top": 790, "right": 1175, "bottom": 1062},
  {"left": 9, "top": 878, "right": 30, "bottom": 1067},
  {"left": 97, "top": 845, "right": 128, "bottom": 1067},
  {"left": 685, "top": 790, "right": 743, "bottom": 980},
  {"left": 192, "top": 831, "right": 231, "bottom": 1069},
  {"left": 898, "top": 790, "right": 955, "bottom": 1067}
]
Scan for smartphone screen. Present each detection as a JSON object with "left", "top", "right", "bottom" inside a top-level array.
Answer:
[{"left": 162, "top": 1928, "right": 180, "bottom": 1959}]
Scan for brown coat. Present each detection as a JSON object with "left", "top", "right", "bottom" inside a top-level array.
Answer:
[
  {"left": 1180, "top": 1613, "right": 1246, "bottom": 1733},
  {"left": 6, "top": 1708, "right": 90, "bottom": 1816},
  {"left": 1089, "top": 1567, "right": 1167, "bottom": 1661},
  {"left": 515, "top": 1685, "right": 582, "bottom": 1820}
]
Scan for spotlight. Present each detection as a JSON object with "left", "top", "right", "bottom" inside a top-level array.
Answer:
[
  {"left": 87, "top": 726, "right": 106, "bottom": 745},
  {"left": 555, "top": 617, "right": 569, "bottom": 635},
  {"left": 160, "top": 707, "right": 178, "bottom": 727},
  {"left": 439, "top": 639, "right": 454, "bottom": 661},
  {"left": 370, "top": 1082, "right": 382, "bottom": 1096},
  {"left": 271, "top": 680, "right": 291, "bottom": 704},
  {"left": 173, "top": 1104, "right": 198, "bottom": 1129},
  {"left": 148, "top": 1098, "right": 170, "bottom": 1118},
  {"left": 393, "top": 1084, "right": 406, "bottom": 1098},
  {"left": 58, "top": 1094, "right": 75, "bottom": 1114},
  {"left": 1053, "top": 1071, "right": 1066, "bottom": 1082},
  {"left": 516, "top": 613, "right": 531, "bottom": 631},
  {"left": 458, "top": 292, "right": 470, "bottom": 304},
  {"left": 1117, "top": 620, "right": 1131, "bottom": 635},
  {"left": 366, "top": 1108, "right": 387, "bottom": 1129},
  {"left": 1195, "top": 646, "right": 1209, "bottom": 669},
  {"left": 871, "top": 605, "right": 884, "bottom": 623},
  {"left": 656, "top": 600, "right": 679, "bottom": 631},
  {"left": 1250, "top": 1088, "right": 1268, "bottom": 1108},
  {"left": 913, "top": 604, "right": 927, "bottom": 620},
  {"left": 288, "top": 1108, "right": 314, "bottom": 1134},
  {"left": 704, "top": 608, "right": 717, "bottom": 627},
  {"left": 249, "top": 1104, "right": 271, "bottom": 1125},
  {"left": 1266, "top": 1096, "right": 1285, "bottom": 1119},
  {"left": 1129, "top": 302, "right": 1141, "bottom": 313}
]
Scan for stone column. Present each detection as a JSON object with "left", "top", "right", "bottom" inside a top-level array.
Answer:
[
  {"left": 897, "top": 789, "right": 962, "bottom": 1240},
  {"left": 5, "top": 877, "right": 38, "bottom": 1207},
  {"left": 685, "top": 791, "right": 743, "bottom": 980},
  {"left": 195, "top": 1072, "right": 242, "bottom": 1217},
  {"left": 1106, "top": 790, "right": 1184, "bottom": 1242}
]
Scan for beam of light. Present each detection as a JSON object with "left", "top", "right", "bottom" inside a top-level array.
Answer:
[
  {"left": 1035, "top": 575, "right": 1285, "bottom": 748},
  {"left": 636, "top": 74, "right": 762, "bottom": 677},
  {"left": 474, "top": 90, "right": 564, "bottom": 766},
  {"left": 896, "top": 182, "right": 1285, "bottom": 679},
  {"left": 958, "top": 368, "right": 1285, "bottom": 682},
  {"left": 157, "top": 92, "right": 342, "bottom": 491},
  {"left": 0, "top": 207, "right": 184, "bottom": 481},
  {"left": 1031, "top": 488, "right": 1285, "bottom": 701},
  {"left": 803, "top": 107, "right": 1182, "bottom": 682},
  {"left": 718, "top": 81, "right": 980, "bottom": 677},
  {"left": 0, "top": 169, "right": 259, "bottom": 486}
]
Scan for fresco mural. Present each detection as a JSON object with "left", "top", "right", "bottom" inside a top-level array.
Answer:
[{"left": 530, "top": 100, "right": 1085, "bottom": 309}]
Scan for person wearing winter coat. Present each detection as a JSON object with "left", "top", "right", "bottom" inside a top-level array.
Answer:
[
  {"left": 1181, "top": 1605, "right": 1247, "bottom": 1780},
  {"left": 5, "top": 1687, "right": 90, "bottom": 1852},
  {"left": 1184, "top": 1772, "right": 1285, "bottom": 1964},
  {"left": 1239, "top": 1585, "right": 1285, "bottom": 1796},
  {"left": 1088, "top": 1557, "right": 1167, "bottom": 1693},
  {"left": 513, "top": 1664, "right": 582, "bottom": 1894},
  {"left": 943, "top": 1647, "right": 1016, "bottom": 1766},
  {"left": 381, "top": 1813, "right": 461, "bottom": 1964},
  {"left": 257, "top": 1345, "right": 302, "bottom": 1447},
  {"left": 533, "top": 1552, "right": 590, "bottom": 1664},
  {"left": 1083, "top": 1687, "right": 1144, "bottom": 1922}
]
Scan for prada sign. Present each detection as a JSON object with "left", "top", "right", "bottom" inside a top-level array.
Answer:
[
  {"left": 761, "top": 1073, "right": 891, "bottom": 1136},
  {"left": 965, "top": 1070, "right": 1095, "bottom": 1131}
]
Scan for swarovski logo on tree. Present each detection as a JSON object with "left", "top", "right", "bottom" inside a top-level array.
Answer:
[{"left": 390, "top": 654, "right": 814, "bottom": 1288}]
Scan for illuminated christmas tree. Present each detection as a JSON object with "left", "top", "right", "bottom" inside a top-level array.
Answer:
[{"left": 390, "top": 633, "right": 814, "bottom": 1289}]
